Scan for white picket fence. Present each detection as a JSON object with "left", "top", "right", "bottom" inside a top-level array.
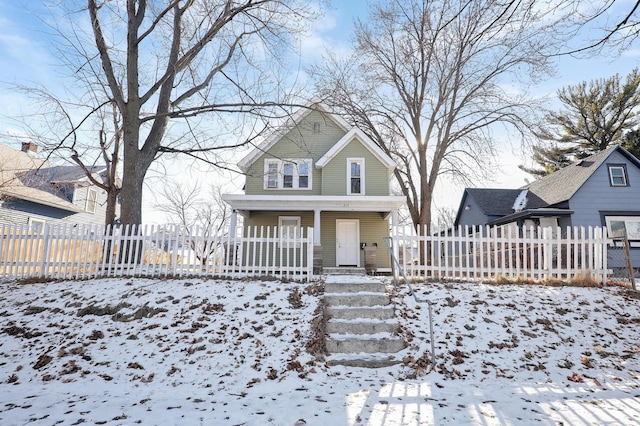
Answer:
[
  {"left": 392, "top": 224, "right": 609, "bottom": 283},
  {"left": 0, "top": 222, "right": 613, "bottom": 283},
  {"left": 0, "top": 223, "right": 314, "bottom": 281}
]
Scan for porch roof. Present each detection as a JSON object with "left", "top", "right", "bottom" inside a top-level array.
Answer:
[
  {"left": 487, "top": 207, "right": 574, "bottom": 227},
  {"left": 221, "top": 194, "right": 405, "bottom": 218}
]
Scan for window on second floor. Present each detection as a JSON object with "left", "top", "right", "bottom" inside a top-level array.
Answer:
[
  {"left": 608, "top": 164, "right": 628, "bottom": 187},
  {"left": 264, "top": 159, "right": 312, "bottom": 190},
  {"left": 347, "top": 158, "right": 364, "bottom": 195},
  {"left": 85, "top": 188, "right": 98, "bottom": 213}
]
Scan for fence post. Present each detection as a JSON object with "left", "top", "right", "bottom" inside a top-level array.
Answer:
[{"left": 39, "top": 223, "right": 50, "bottom": 278}]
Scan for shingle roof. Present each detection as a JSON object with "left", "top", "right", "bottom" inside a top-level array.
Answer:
[
  {"left": 0, "top": 144, "right": 91, "bottom": 212},
  {"left": 464, "top": 188, "right": 523, "bottom": 216},
  {"left": 456, "top": 145, "right": 640, "bottom": 226},
  {"left": 523, "top": 144, "right": 640, "bottom": 206},
  {"left": 20, "top": 165, "right": 106, "bottom": 185}
]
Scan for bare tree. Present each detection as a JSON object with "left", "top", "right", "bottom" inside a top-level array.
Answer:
[
  {"left": 155, "top": 181, "right": 230, "bottom": 265},
  {"left": 14, "top": 1, "right": 313, "bottom": 227},
  {"left": 85, "top": 0, "right": 313, "bottom": 226},
  {"left": 559, "top": 1, "right": 640, "bottom": 55},
  {"left": 312, "top": 0, "right": 563, "bottom": 232}
]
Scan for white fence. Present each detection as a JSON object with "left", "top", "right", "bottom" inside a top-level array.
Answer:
[
  {"left": 0, "top": 222, "right": 613, "bottom": 283},
  {"left": 392, "top": 225, "right": 609, "bottom": 284},
  {"left": 0, "top": 223, "right": 314, "bottom": 281}
]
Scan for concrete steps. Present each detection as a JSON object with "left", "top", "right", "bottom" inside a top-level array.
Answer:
[{"left": 324, "top": 275, "right": 405, "bottom": 368}]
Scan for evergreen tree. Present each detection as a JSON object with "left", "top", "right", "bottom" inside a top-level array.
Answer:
[
  {"left": 519, "top": 144, "right": 575, "bottom": 177},
  {"left": 623, "top": 129, "right": 640, "bottom": 159},
  {"left": 525, "top": 68, "right": 640, "bottom": 177}
]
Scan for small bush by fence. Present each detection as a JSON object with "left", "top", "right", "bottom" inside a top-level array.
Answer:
[
  {"left": 392, "top": 224, "right": 609, "bottom": 284},
  {"left": 0, "top": 223, "right": 314, "bottom": 281}
]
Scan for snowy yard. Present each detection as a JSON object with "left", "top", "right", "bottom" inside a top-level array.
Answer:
[{"left": 1, "top": 276, "right": 640, "bottom": 425}]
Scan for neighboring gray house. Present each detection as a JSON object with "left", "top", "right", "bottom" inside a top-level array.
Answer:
[
  {"left": 454, "top": 145, "right": 640, "bottom": 266},
  {"left": 455, "top": 145, "right": 640, "bottom": 234},
  {"left": 0, "top": 142, "right": 117, "bottom": 229}
]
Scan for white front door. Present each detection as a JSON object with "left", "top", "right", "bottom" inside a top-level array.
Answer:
[{"left": 336, "top": 219, "right": 360, "bottom": 267}]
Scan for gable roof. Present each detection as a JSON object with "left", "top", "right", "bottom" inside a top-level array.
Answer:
[
  {"left": 237, "top": 102, "right": 352, "bottom": 172},
  {"left": 315, "top": 127, "right": 396, "bottom": 170},
  {"left": 0, "top": 143, "right": 85, "bottom": 213},
  {"left": 461, "top": 188, "right": 526, "bottom": 217},
  {"left": 523, "top": 144, "right": 640, "bottom": 206},
  {"left": 455, "top": 144, "right": 640, "bottom": 226}
]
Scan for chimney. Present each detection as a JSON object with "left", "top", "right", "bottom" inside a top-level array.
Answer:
[{"left": 21, "top": 142, "right": 38, "bottom": 155}]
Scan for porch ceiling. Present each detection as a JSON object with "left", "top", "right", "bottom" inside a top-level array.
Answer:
[{"left": 221, "top": 194, "right": 405, "bottom": 218}]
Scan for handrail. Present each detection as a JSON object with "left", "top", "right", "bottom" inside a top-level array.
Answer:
[{"left": 382, "top": 236, "right": 436, "bottom": 370}]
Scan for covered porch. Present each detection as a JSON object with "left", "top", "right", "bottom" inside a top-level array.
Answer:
[{"left": 221, "top": 194, "right": 405, "bottom": 271}]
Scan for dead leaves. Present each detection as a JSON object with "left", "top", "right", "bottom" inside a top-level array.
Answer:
[
  {"left": 287, "top": 288, "right": 303, "bottom": 309},
  {"left": 567, "top": 372, "right": 583, "bottom": 383},
  {"left": 33, "top": 353, "right": 52, "bottom": 370}
]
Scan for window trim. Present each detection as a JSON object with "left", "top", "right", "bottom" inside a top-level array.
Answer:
[
  {"left": 608, "top": 164, "right": 629, "bottom": 187},
  {"left": 605, "top": 215, "right": 640, "bottom": 239},
  {"left": 266, "top": 160, "right": 279, "bottom": 188},
  {"left": 347, "top": 157, "right": 365, "bottom": 195},
  {"left": 278, "top": 216, "right": 302, "bottom": 248},
  {"left": 263, "top": 159, "right": 313, "bottom": 190},
  {"left": 28, "top": 217, "right": 46, "bottom": 234},
  {"left": 85, "top": 188, "right": 98, "bottom": 213}
]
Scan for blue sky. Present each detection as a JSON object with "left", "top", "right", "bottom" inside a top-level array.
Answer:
[{"left": 0, "top": 1, "right": 638, "bottom": 221}]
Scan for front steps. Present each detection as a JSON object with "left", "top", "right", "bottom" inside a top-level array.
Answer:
[
  {"left": 322, "top": 267, "right": 367, "bottom": 275},
  {"left": 324, "top": 275, "right": 405, "bottom": 368}
]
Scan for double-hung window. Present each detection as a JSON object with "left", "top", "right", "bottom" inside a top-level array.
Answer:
[
  {"left": 266, "top": 161, "right": 279, "bottom": 188},
  {"left": 608, "top": 164, "right": 628, "bottom": 186},
  {"left": 347, "top": 158, "right": 364, "bottom": 195},
  {"left": 263, "top": 159, "right": 312, "bottom": 190}
]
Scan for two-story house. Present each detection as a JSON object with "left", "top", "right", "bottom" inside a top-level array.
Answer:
[
  {"left": 0, "top": 142, "right": 117, "bottom": 229},
  {"left": 454, "top": 144, "right": 640, "bottom": 266},
  {"left": 222, "top": 103, "right": 405, "bottom": 272}
]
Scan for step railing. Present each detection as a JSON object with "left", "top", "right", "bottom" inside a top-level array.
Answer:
[{"left": 383, "top": 236, "right": 436, "bottom": 370}]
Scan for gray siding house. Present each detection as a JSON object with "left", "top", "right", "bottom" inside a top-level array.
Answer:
[
  {"left": 0, "top": 142, "right": 116, "bottom": 229},
  {"left": 222, "top": 102, "right": 405, "bottom": 270},
  {"left": 454, "top": 145, "right": 640, "bottom": 264}
]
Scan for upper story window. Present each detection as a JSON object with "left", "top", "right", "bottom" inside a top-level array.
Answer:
[
  {"left": 264, "top": 159, "right": 312, "bottom": 190},
  {"left": 85, "top": 188, "right": 98, "bottom": 213},
  {"left": 347, "top": 158, "right": 364, "bottom": 195},
  {"left": 608, "top": 164, "right": 628, "bottom": 186}
]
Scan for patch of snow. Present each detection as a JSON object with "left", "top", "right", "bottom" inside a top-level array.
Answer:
[{"left": 1, "top": 277, "right": 639, "bottom": 425}]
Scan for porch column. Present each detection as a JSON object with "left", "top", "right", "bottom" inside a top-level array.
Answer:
[
  {"left": 313, "top": 208, "right": 323, "bottom": 274},
  {"left": 391, "top": 209, "right": 398, "bottom": 228},
  {"left": 391, "top": 208, "right": 400, "bottom": 282},
  {"left": 229, "top": 210, "right": 238, "bottom": 237},
  {"left": 313, "top": 209, "right": 321, "bottom": 245}
]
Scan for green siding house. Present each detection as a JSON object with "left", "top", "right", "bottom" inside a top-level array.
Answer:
[{"left": 222, "top": 103, "right": 404, "bottom": 271}]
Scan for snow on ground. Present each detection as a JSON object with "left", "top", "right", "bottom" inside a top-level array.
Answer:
[{"left": 1, "top": 275, "right": 640, "bottom": 425}]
